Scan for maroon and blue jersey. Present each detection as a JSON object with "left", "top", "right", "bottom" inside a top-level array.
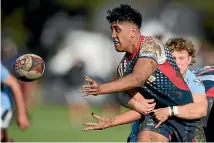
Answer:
[
  {"left": 117, "top": 36, "right": 199, "bottom": 142},
  {"left": 117, "top": 36, "right": 194, "bottom": 107}
]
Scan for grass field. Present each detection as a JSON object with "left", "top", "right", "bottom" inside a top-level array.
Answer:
[{"left": 8, "top": 105, "right": 131, "bottom": 142}]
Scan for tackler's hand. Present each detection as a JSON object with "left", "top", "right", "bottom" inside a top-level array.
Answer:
[
  {"left": 152, "top": 107, "right": 170, "bottom": 128},
  {"left": 134, "top": 99, "right": 156, "bottom": 115},
  {"left": 80, "top": 76, "right": 100, "bottom": 96}
]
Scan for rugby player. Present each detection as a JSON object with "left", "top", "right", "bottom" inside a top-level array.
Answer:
[
  {"left": 82, "top": 37, "right": 208, "bottom": 142},
  {"left": 126, "top": 37, "right": 208, "bottom": 142},
  {"left": 1, "top": 63, "right": 29, "bottom": 142},
  {"left": 81, "top": 4, "right": 207, "bottom": 142}
]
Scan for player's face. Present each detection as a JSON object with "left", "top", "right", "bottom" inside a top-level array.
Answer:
[
  {"left": 172, "top": 50, "right": 192, "bottom": 75},
  {"left": 111, "top": 22, "right": 133, "bottom": 52}
]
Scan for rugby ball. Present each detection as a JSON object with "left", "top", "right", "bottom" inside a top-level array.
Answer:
[{"left": 13, "top": 54, "right": 45, "bottom": 82}]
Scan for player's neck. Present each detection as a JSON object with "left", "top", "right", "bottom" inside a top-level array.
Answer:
[{"left": 127, "top": 34, "right": 141, "bottom": 54}]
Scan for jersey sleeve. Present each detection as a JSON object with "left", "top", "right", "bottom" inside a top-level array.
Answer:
[
  {"left": 137, "top": 36, "right": 166, "bottom": 64},
  {"left": 187, "top": 71, "right": 205, "bottom": 95},
  {"left": 1, "top": 64, "right": 10, "bottom": 83},
  {"left": 192, "top": 66, "right": 214, "bottom": 76}
]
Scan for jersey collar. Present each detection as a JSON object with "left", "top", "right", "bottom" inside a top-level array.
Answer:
[{"left": 126, "top": 36, "right": 144, "bottom": 61}]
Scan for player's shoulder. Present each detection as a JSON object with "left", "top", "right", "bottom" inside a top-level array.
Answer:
[
  {"left": 185, "top": 69, "right": 205, "bottom": 92},
  {"left": 138, "top": 36, "right": 166, "bottom": 64},
  {"left": 1, "top": 63, "right": 9, "bottom": 75},
  {"left": 186, "top": 69, "right": 198, "bottom": 81},
  {"left": 1, "top": 63, "right": 10, "bottom": 82}
]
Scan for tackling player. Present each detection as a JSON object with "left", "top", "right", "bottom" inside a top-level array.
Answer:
[{"left": 127, "top": 37, "right": 208, "bottom": 142}]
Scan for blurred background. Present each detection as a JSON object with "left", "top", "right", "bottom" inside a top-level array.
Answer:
[{"left": 1, "top": 0, "right": 214, "bottom": 141}]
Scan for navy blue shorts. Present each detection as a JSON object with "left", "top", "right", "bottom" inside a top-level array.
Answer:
[
  {"left": 138, "top": 115, "right": 173, "bottom": 140},
  {"left": 138, "top": 114, "right": 199, "bottom": 142}
]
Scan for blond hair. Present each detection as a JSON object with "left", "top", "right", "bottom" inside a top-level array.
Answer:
[{"left": 165, "top": 37, "right": 196, "bottom": 65}]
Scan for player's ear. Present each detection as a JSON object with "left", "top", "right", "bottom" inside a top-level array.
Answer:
[
  {"left": 131, "top": 27, "right": 137, "bottom": 38},
  {"left": 188, "top": 56, "right": 192, "bottom": 65}
]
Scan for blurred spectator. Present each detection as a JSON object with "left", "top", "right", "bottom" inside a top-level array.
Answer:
[{"left": 40, "top": 11, "right": 88, "bottom": 60}]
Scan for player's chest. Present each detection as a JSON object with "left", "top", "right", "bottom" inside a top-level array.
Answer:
[{"left": 117, "top": 56, "right": 137, "bottom": 78}]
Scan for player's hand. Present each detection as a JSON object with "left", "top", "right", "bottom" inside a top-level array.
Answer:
[
  {"left": 80, "top": 76, "right": 100, "bottom": 96},
  {"left": 134, "top": 99, "right": 156, "bottom": 115},
  {"left": 152, "top": 107, "right": 170, "bottom": 128},
  {"left": 82, "top": 113, "right": 113, "bottom": 131},
  {"left": 17, "top": 114, "right": 29, "bottom": 131}
]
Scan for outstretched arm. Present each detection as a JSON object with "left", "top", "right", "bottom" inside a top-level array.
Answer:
[
  {"left": 80, "top": 40, "right": 162, "bottom": 96},
  {"left": 82, "top": 110, "right": 141, "bottom": 131},
  {"left": 98, "top": 58, "right": 157, "bottom": 94},
  {"left": 81, "top": 58, "right": 157, "bottom": 96}
]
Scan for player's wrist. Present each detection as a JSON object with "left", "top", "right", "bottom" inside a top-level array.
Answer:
[
  {"left": 95, "top": 84, "right": 102, "bottom": 95},
  {"left": 168, "top": 107, "right": 172, "bottom": 117},
  {"left": 16, "top": 107, "right": 27, "bottom": 116},
  {"left": 107, "top": 117, "right": 116, "bottom": 128},
  {"left": 169, "top": 106, "right": 179, "bottom": 117},
  {"left": 129, "top": 99, "right": 137, "bottom": 110},
  {"left": 132, "top": 101, "right": 146, "bottom": 115},
  {"left": 97, "top": 84, "right": 110, "bottom": 95}
]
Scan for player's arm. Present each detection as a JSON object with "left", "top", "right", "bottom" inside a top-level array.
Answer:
[
  {"left": 115, "top": 69, "right": 156, "bottom": 115},
  {"left": 83, "top": 110, "right": 142, "bottom": 131},
  {"left": 3, "top": 73, "right": 29, "bottom": 130},
  {"left": 3, "top": 74, "right": 27, "bottom": 117},
  {"left": 153, "top": 93, "right": 207, "bottom": 128},
  {"left": 175, "top": 93, "right": 207, "bottom": 119},
  {"left": 117, "top": 90, "right": 142, "bottom": 108},
  {"left": 117, "top": 90, "right": 156, "bottom": 115},
  {"left": 153, "top": 78, "right": 207, "bottom": 124},
  {"left": 98, "top": 58, "right": 157, "bottom": 94},
  {"left": 170, "top": 76, "right": 207, "bottom": 119},
  {"left": 81, "top": 41, "right": 160, "bottom": 96},
  {"left": 109, "top": 110, "right": 141, "bottom": 127},
  {"left": 153, "top": 77, "right": 207, "bottom": 128}
]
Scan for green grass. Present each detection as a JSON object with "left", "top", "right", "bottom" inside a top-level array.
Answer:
[{"left": 8, "top": 105, "right": 131, "bottom": 142}]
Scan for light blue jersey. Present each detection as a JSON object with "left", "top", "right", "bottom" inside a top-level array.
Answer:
[
  {"left": 184, "top": 69, "right": 205, "bottom": 94},
  {"left": 1, "top": 64, "right": 14, "bottom": 128},
  {"left": 1, "top": 64, "right": 13, "bottom": 110},
  {"left": 128, "top": 69, "right": 205, "bottom": 142}
]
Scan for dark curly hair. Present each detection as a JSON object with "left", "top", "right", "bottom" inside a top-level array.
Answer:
[
  {"left": 165, "top": 37, "right": 196, "bottom": 65},
  {"left": 106, "top": 4, "right": 142, "bottom": 29}
]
